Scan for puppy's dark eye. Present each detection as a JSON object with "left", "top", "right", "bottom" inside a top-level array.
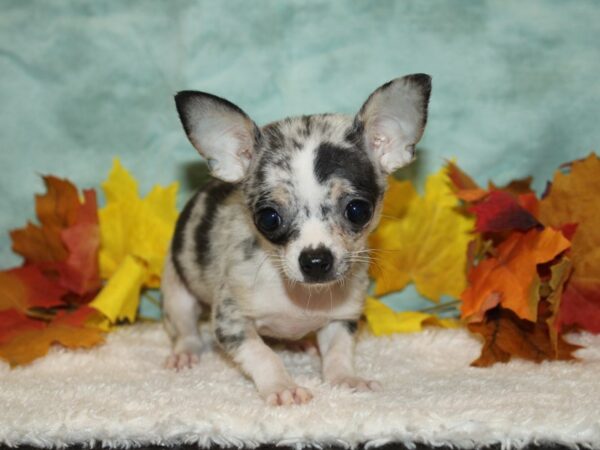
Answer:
[
  {"left": 345, "top": 200, "right": 372, "bottom": 226},
  {"left": 256, "top": 208, "right": 281, "bottom": 233}
]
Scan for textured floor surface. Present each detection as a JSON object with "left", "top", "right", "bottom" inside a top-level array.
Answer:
[{"left": 1, "top": 323, "right": 599, "bottom": 449}]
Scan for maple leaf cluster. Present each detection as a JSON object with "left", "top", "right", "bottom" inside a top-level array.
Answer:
[
  {"left": 366, "top": 154, "right": 600, "bottom": 367},
  {"left": 450, "top": 154, "right": 600, "bottom": 366},
  {"left": 0, "top": 160, "right": 178, "bottom": 367},
  {"left": 0, "top": 177, "right": 105, "bottom": 366}
]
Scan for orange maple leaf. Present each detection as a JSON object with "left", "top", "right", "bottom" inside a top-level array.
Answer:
[
  {"left": 446, "top": 161, "right": 487, "bottom": 202},
  {"left": 461, "top": 228, "right": 571, "bottom": 322}
]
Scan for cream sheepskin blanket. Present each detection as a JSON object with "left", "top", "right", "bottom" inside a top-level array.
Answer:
[{"left": 1, "top": 323, "right": 599, "bottom": 449}]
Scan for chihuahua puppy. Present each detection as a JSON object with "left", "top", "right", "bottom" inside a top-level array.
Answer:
[{"left": 162, "top": 74, "right": 431, "bottom": 405}]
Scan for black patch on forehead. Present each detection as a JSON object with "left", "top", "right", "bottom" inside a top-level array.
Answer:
[
  {"left": 314, "top": 142, "right": 380, "bottom": 201},
  {"left": 195, "top": 181, "right": 236, "bottom": 268},
  {"left": 252, "top": 123, "right": 295, "bottom": 193}
]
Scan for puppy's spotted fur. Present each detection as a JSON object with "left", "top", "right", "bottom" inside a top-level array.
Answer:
[{"left": 162, "top": 74, "right": 432, "bottom": 405}]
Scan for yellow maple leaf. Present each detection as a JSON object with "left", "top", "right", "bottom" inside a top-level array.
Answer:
[
  {"left": 364, "top": 297, "right": 459, "bottom": 335},
  {"left": 369, "top": 167, "right": 475, "bottom": 301},
  {"left": 91, "top": 159, "right": 178, "bottom": 324}
]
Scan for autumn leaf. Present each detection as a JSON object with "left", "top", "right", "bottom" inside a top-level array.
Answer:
[
  {"left": 369, "top": 167, "right": 475, "bottom": 301},
  {"left": 489, "top": 177, "right": 535, "bottom": 197},
  {"left": 10, "top": 222, "right": 68, "bottom": 264},
  {"left": 0, "top": 306, "right": 104, "bottom": 367},
  {"left": 446, "top": 161, "right": 487, "bottom": 202},
  {"left": 58, "top": 190, "right": 101, "bottom": 296},
  {"left": 11, "top": 176, "right": 79, "bottom": 264},
  {"left": 468, "top": 307, "right": 580, "bottom": 367},
  {"left": 469, "top": 190, "right": 540, "bottom": 233},
  {"left": 447, "top": 161, "right": 535, "bottom": 204},
  {"left": 0, "top": 175, "right": 104, "bottom": 367},
  {"left": 543, "top": 258, "right": 573, "bottom": 351},
  {"left": 364, "top": 297, "right": 459, "bottom": 335},
  {"left": 91, "top": 254, "right": 147, "bottom": 325},
  {"left": 0, "top": 266, "right": 68, "bottom": 312},
  {"left": 35, "top": 176, "right": 81, "bottom": 230},
  {"left": 461, "top": 228, "right": 571, "bottom": 322},
  {"left": 0, "top": 309, "right": 45, "bottom": 344},
  {"left": 8, "top": 176, "right": 101, "bottom": 295},
  {"left": 93, "top": 159, "right": 178, "bottom": 324},
  {"left": 539, "top": 153, "right": 600, "bottom": 333}
]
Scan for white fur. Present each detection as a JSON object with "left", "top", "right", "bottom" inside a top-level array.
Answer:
[
  {"left": 290, "top": 137, "right": 324, "bottom": 212},
  {"left": 1, "top": 323, "right": 599, "bottom": 448}
]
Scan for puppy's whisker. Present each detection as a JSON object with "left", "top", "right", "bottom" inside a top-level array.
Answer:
[{"left": 253, "top": 254, "right": 271, "bottom": 287}]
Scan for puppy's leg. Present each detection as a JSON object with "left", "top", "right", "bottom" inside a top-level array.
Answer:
[
  {"left": 162, "top": 256, "right": 204, "bottom": 370},
  {"left": 213, "top": 296, "right": 312, "bottom": 405},
  {"left": 317, "top": 321, "right": 381, "bottom": 391}
]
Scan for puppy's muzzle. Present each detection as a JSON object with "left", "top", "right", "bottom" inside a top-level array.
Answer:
[{"left": 299, "top": 247, "right": 334, "bottom": 283}]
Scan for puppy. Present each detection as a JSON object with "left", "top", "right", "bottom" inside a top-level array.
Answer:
[{"left": 162, "top": 74, "right": 432, "bottom": 405}]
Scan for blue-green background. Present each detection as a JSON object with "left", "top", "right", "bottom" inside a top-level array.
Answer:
[{"left": 1, "top": 1, "right": 599, "bottom": 312}]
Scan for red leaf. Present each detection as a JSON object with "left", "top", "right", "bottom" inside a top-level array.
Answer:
[
  {"left": 560, "top": 223, "right": 578, "bottom": 241},
  {"left": 517, "top": 192, "right": 539, "bottom": 217},
  {"left": 469, "top": 190, "right": 540, "bottom": 233},
  {"left": 53, "top": 305, "right": 98, "bottom": 327},
  {"left": 0, "top": 266, "right": 67, "bottom": 312},
  {"left": 0, "top": 309, "right": 45, "bottom": 344},
  {"left": 58, "top": 189, "right": 101, "bottom": 295},
  {"left": 558, "top": 280, "right": 600, "bottom": 333}
]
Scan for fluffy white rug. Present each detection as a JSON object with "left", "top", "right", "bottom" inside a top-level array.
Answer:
[{"left": 1, "top": 322, "right": 599, "bottom": 449}]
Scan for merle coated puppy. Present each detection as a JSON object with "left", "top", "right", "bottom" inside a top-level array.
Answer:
[{"left": 162, "top": 74, "right": 432, "bottom": 405}]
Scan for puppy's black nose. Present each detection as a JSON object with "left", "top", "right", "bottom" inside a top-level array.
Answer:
[{"left": 299, "top": 247, "right": 334, "bottom": 282}]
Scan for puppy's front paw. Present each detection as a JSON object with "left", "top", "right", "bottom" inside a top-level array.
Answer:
[
  {"left": 332, "top": 376, "right": 382, "bottom": 392},
  {"left": 165, "top": 352, "right": 200, "bottom": 371},
  {"left": 264, "top": 385, "right": 313, "bottom": 406}
]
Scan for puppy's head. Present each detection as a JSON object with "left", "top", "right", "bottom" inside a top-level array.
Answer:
[{"left": 175, "top": 74, "right": 431, "bottom": 285}]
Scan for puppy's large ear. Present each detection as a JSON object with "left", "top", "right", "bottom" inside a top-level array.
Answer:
[
  {"left": 356, "top": 74, "right": 431, "bottom": 173},
  {"left": 175, "top": 91, "right": 259, "bottom": 182}
]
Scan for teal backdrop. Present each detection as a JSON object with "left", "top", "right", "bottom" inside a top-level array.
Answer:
[{"left": 1, "top": 1, "right": 599, "bottom": 311}]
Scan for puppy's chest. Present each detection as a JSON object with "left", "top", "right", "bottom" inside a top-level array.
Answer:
[
  {"left": 245, "top": 284, "right": 361, "bottom": 340},
  {"left": 254, "top": 310, "right": 328, "bottom": 340}
]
